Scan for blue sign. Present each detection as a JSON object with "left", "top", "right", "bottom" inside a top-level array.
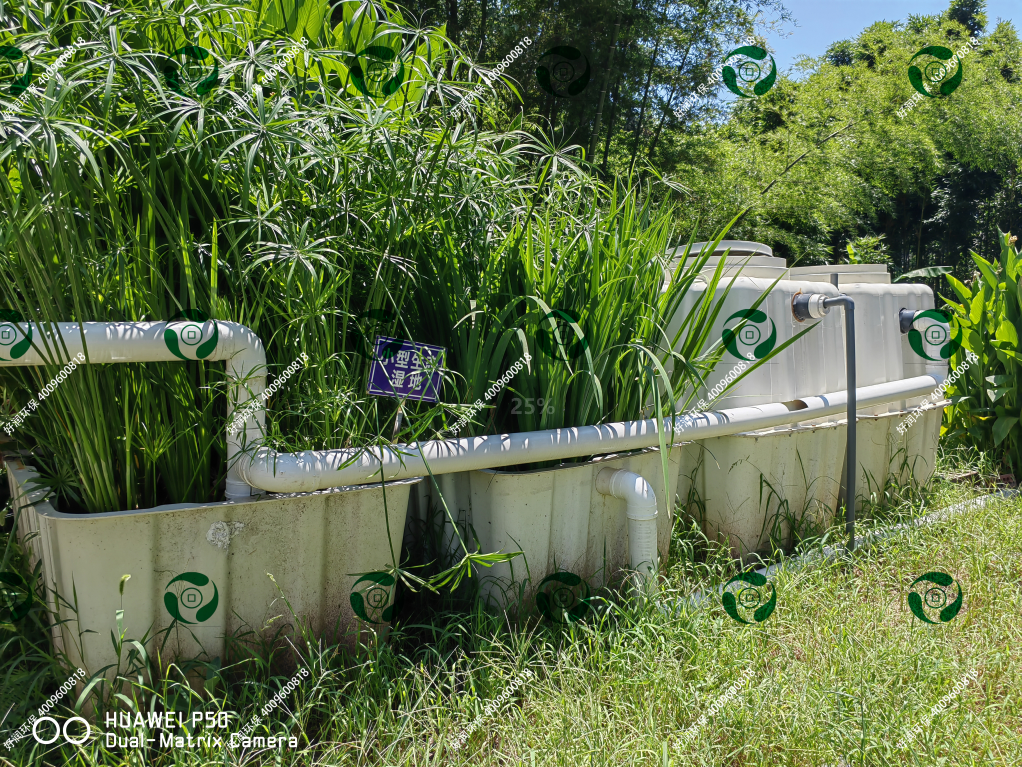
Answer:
[{"left": 367, "top": 336, "right": 445, "bottom": 402}]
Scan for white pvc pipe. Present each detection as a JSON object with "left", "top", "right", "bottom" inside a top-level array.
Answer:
[
  {"left": 596, "top": 468, "right": 658, "bottom": 580},
  {"left": 0, "top": 318, "right": 947, "bottom": 502},
  {"left": 0, "top": 320, "right": 265, "bottom": 499},
  {"left": 236, "top": 373, "right": 945, "bottom": 493}
]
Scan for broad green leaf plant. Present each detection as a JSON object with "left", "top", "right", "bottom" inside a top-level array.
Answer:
[{"left": 942, "top": 230, "right": 1022, "bottom": 473}]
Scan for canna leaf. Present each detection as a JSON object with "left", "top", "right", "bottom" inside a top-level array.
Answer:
[
  {"left": 995, "top": 320, "right": 1019, "bottom": 346},
  {"left": 993, "top": 415, "right": 1018, "bottom": 446},
  {"left": 973, "top": 253, "right": 1001, "bottom": 290},
  {"left": 986, "top": 374, "right": 1014, "bottom": 385},
  {"left": 895, "top": 266, "right": 952, "bottom": 282},
  {"left": 945, "top": 274, "right": 973, "bottom": 306},
  {"left": 987, "top": 387, "right": 1010, "bottom": 403},
  {"left": 969, "top": 294, "right": 984, "bottom": 325}
]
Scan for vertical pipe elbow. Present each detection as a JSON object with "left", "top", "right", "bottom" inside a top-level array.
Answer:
[{"left": 596, "top": 468, "right": 658, "bottom": 581}]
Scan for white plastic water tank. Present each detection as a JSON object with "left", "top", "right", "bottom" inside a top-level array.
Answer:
[
  {"left": 664, "top": 242, "right": 845, "bottom": 410},
  {"left": 789, "top": 264, "right": 938, "bottom": 411}
]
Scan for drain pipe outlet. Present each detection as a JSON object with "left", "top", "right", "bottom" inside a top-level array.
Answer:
[
  {"left": 596, "top": 468, "right": 658, "bottom": 583},
  {"left": 793, "top": 290, "right": 857, "bottom": 552}
]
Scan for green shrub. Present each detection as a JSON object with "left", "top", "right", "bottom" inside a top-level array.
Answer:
[{"left": 943, "top": 230, "right": 1022, "bottom": 473}]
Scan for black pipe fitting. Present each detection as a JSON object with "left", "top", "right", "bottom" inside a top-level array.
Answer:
[
  {"left": 899, "top": 308, "right": 920, "bottom": 334},
  {"left": 822, "top": 295, "right": 856, "bottom": 552}
]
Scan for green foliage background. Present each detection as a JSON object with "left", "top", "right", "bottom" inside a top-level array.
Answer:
[{"left": 415, "top": 0, "right": 1019, "bottom": 274}]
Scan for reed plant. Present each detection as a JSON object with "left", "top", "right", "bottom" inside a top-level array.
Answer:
[{"left": 0, "top": 0, "right": 805, "bottom": 516}]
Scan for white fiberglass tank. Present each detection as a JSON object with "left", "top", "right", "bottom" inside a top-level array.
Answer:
[
  {"left": 663, "top": 242, "right": 845, "bottom": 410},
  {"left": 788, "top": 264, "right": 939, "bottom": 411}
]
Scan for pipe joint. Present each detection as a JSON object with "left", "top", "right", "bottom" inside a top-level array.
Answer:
[
  {"left": 792, "top": 293, "right": 830, "bottom": 322},
  {"left": 899, "top": 308, "right": 921, "bottom": 335},
  {"left": 596, "top": 468, "right": 658, "bottom": 578},
  {"left": 596, "top": 468, "right": 657, "bottom": 519},
  {"left": 822, "top": 294, "right": 853, "bottom": 310}
]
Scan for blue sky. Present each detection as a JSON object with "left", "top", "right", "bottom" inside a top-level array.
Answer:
[{"left": 762, "top": 0, "right": 1017, "bottom": 74}]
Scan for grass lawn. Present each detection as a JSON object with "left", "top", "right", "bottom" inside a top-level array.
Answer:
[{"left": 2, "top": 452, "right": 1021, "bottom": 766}]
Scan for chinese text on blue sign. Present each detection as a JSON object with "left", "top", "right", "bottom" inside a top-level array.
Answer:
[{"left": 367, "top": 336, "right": 445, "bottom": 402}]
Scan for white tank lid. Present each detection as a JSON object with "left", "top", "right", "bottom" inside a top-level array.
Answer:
[
  {"left": 667, "top": 240, "right": 774, "bottom": 259},
  {"left": 666, "top": 241, "right": 787, "bottom": 279},
  {"left": 789, "top": 264, "right": 891, "bottom": 285}
]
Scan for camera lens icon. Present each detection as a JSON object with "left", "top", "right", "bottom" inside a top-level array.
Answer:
[
  {"left": 535, "top": 309, "right": 589, "bottom": 362},
  {"left": 536, "top": 571, "right": 593, "bottom": 623},
  {"left": 350, "top": 572, "right": 399, "bottom": 624},
  {"left": 925, "top": 325, "right": 948, "bottom": 345},
  {"left": 738, "top": 587, "right": 761, "bottom": 608},
  {"left": 536, "top": 46, "right": 592, "bottom": 98},
  {"left": 180, "top": 324, "right": 203, "bottom": 346},
  {"left": 722, "top": 309, "right": 776, "bottom": 360},
  {"left": 908, "top": 46, "right": 963, "bottom": 98},
  {"left": 740, "top": 326, "right": 761, "bottom": 346},
  {"left": 164, "top": 572, "right": 219, "bottom": 625},
  {"left": 907, "top": 310, "right": 960, "bottom": 362},
  {"left": 366, "top": 60, "right": 392, "bottom": 86},
  {"left": 351, "top": 46, "right": 405, "bottom": 98},
  {"left": 164, "top": 310, "right": 219, "bottom": 361},
  {"left": 738, "top": 61, "right": 761, "bottom": 82},
  {"left": 722, "top": 45, "right": 777, "bottom": 98},
  {"left": 924, "top": 62, "right": 947, "bottom": 81}
]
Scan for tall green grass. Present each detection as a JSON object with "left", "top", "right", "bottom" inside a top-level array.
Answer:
[{"left": 0, "top": 0, "right": 791, "bottom": 515}]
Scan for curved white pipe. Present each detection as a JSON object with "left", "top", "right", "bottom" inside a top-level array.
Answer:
[
  {"left": 596, "top": 468, "right": 658, "bottom": 581},
  {"left": 0, "top": 320, "right": 265, "bottom": 499},
  {"left": 0, "top": 318, "right": 947, "bottom": 503},
  {"left": 236, "top": 373, "right": 945, "bottom": 493}
]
